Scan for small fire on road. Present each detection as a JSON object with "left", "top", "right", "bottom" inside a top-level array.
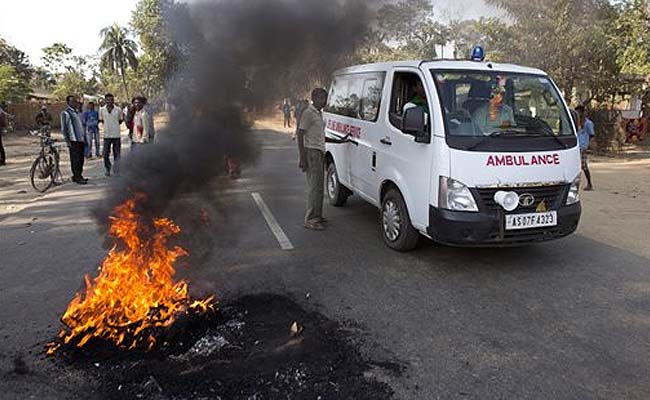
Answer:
[{"left": 47, "top": 194, "right": 214, "bottom": 355}]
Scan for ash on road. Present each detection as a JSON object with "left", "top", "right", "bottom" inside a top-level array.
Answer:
[{"left": 48, "top": 294, "right": 396, "bottom": 400}]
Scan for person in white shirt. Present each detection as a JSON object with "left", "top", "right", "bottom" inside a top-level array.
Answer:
[
  {"left": 98, "top": 93, "right": 123, "bottom": 176},
  {"left": 131, "top": 96, "right": 155, "bottom": 147}
]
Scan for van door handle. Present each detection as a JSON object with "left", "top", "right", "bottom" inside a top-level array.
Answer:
[{"left": 380, "top": 138, "right": 392, "bottom": 146}]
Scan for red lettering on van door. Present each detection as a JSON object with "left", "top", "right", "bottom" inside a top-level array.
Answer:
[
  {"left": 486, "top": 155, "right": 495, "bottom": 166},
  {"left": 553, "top": 154, "right": 560, "bottom": 164}
]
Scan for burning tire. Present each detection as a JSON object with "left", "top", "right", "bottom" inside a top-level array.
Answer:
[
  {"left": 381, "top": 188, "right": 419, "bottom": 251},
  {"left": 326, "top": 161, "right": 351, "bottom": 207}
]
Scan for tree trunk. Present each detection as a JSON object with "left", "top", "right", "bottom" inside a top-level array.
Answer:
[{"left": 121, "top": 67, "right": 130, "bottom": 101}]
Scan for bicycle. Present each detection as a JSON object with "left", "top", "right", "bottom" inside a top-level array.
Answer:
[{"left": 29, "top": 127, "right": 63, "bottom": 192}]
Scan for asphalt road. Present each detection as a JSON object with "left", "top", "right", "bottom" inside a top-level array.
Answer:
[{"left": 1, "top": 128, "right": 649, "bottom": 399}]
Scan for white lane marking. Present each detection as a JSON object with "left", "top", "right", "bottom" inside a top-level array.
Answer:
[{"left": 251, "top": 192, "right": 294, "bottom": 250}]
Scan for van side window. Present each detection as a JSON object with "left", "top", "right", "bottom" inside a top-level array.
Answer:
[
  {"left": 388, "top": 72, "right": 429, "bottom": 131},
  {"left": 326, "top": 76, "right": 354, "bottom": 117},
  {"left": 326, "top": 72, "right": 385, "bottom": 121}
]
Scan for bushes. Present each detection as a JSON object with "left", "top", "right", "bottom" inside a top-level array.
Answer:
[{"left": 589, "top": 108, "right": 626, "bottom": 152}]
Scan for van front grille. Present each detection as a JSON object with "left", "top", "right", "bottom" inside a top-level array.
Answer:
[{"left": 474, "top": 185, "right": 568, "bottom": 212}]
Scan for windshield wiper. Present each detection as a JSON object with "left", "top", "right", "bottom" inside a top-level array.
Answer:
[
  {"left": 466, "top": 130, "right": 517, "bottom": 151},
  {"left": 535, "top": 127, "right": 568, "bottom": 149}
]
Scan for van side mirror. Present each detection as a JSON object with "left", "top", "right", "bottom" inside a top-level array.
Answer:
[{"left": 401, "top": 106, "right": 430, "bottom": 143}]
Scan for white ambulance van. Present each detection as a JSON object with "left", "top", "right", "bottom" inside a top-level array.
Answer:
[{"left": 323, "top": 55, "right": 582, "bottom": 251}]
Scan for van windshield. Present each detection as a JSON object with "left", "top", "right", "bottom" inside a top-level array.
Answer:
[{"left": 432, "top": 71, "right": 574, "bottom": 139}]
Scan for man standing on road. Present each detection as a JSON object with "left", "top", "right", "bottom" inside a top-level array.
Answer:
[
  {"left": 297, "top": 88, "right": 330, "bottom": 230},
  {"left": 281, "top": 99, "right": 293, "bottom": 128},
  {"left": 60, "top": 95, "right": 87, "bottom": 184},
  {"left": 576, "top": 105, "right": 595, "bottom": 191},
  {"left": 131, "top": 96, "right": 154, "bottom": 147},
  {"left": 99, "top": 93, "right": 123, "bottom": 176},
  {"left": 82, "top": 101, "right": 100, "bottom": 159},
  {"left": 0, "top": 101, "right": 7, "bottom": 166}
]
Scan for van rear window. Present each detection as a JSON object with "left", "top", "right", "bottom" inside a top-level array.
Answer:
[{"left": 326, "top": 72, "right": 385, "bottom": 122}]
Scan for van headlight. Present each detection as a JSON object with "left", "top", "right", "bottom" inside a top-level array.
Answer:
[
  {"left": 439, "top": 177, "right": 478, "bottom": 212},
  {"left": 566, "top": 176, "right": 581, "bottom": 205}
]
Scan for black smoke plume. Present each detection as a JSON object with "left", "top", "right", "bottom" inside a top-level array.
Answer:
[{"left": 92, "top": 0, "right": 371, "bottom": 255}]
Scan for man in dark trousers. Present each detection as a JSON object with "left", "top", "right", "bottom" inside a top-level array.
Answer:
[
  {"left": 281, "top": 99, "right": 292, "bottom": 128},
  {"left": 99, "top": 93, "right": 123, "bottom": 176},
  {"left": 60, "top": 95, "right": 87, "bottom": 184},
  {"left": 297, "top": 89, "right": 328, "bottom": 230},
  {"left": 0, "top": 102, "right": 7, "bottom": 166},
  {"left": 575, "top": 105, "right": 595, "bottom": 190}
]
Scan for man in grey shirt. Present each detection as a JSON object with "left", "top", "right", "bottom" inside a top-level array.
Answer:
[{"left": 298, "top": 89, "right": 328, "bottom": 230}]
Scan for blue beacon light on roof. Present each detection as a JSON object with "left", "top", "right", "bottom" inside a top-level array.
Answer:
[{"left": 470, "top": 45, "right": 485, "bottom": 62}]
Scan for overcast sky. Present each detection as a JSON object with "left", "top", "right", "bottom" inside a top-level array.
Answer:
[{"left": 0, "top": 0, "right": 500, "bottom": 67}]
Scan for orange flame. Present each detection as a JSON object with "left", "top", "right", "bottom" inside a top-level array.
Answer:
[{"left": 47, "top": 194, "right": 213, "bottom": 355}]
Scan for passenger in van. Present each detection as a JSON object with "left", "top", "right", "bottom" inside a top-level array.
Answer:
[{"left": 472, "top": 81, "right": 515, "bottom": 133}]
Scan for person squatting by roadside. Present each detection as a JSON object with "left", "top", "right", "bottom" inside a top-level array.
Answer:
[
  {"left": 575, "top": 105, "right": 595, "bottom": 191},
  {"left": 99, "top": 93, "right": 123, "bottom": 177},
  {"left": 83, "top": 101, "right": 100, "bottom": 158},
  {"left": 131, "top": 96, "right": 155, "bottom": 147},
  {"left": 60, "top": 95, "right": 88, "bottom": 184},
  {"left": 35, "top": 105, "right": 53, "bottom": 135},
  {"left": 297, "top": 88, "right": 350, "bottom": 230}
]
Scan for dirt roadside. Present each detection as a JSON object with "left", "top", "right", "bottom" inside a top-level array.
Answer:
[
  {"left": 2, "top": 118, "right": 649, "bottom": 260},
  {"left": 578, "top": 154, "right": 650, "bottom": 259}
]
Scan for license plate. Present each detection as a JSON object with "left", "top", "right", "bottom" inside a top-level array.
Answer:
[{"left": 505, "top": 211, "right": 557, "bottom": 230}]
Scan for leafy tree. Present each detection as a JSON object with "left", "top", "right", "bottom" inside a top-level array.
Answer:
[
  {"left": 52, "top": 70, "right": 98, "bottom": 100},
  {"left": 0, "top": 64, "right": 31, "bottom": 102},
  {"left": 130, "top": 0, "right": 180, "bottom": 100},
  {"left": 41, "top": 43, "right": 99, "bottom": 100},
  {"left": 30, "top": 66, "right": 56, "bottom": 90},
  {"left": 376, "top": 0, "right": 446, "bottom": 59},
  {"left": 613, "top": 0, "right": 650, "bottom": 75},
  {"left": 99, "top": 24, "right": 139, "bottom": 99},
  {"left": 484, "top": 0, "right": 621, "bottom": 103},
  {"left": 0, "top": 37, "right": 33, "bottom": 82},
  {"left": 41, "top": 43, "right": 77, "bottom": 75}
]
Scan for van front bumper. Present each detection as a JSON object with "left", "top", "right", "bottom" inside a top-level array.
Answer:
[{"left": 426, "top": 203, "right": 581, "bottom": 246}]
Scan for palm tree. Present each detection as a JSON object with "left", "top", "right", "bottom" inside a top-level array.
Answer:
[{"left": 99, "top": 24, "right": 138, "bottom": 99}]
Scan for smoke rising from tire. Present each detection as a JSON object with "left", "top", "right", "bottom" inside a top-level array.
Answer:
[{"left": 92, "top": 0, "right": 371, "bottom": 255}]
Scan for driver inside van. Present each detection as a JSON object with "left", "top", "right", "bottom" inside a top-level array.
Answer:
[
  {"left": 403, "top": 80, "right": 428, "bottom": 113},
  {"left": 472, "top": 77, "right": 515, "bottom": 133}
]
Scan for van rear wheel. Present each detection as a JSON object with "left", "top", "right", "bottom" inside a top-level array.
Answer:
[
  {"left": 381, "top": 188, "right": 419, "bottom": 251},
  {"left": 326, "top": 162, "right": 350, "bottom": 207}
]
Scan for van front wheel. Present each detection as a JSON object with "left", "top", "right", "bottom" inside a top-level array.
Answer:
[
  {"left": 326, "top": 162, "right": 350, "bottom": 207},
  {"left": 381, "top": 188, "right": 419, "bottom": 251}
]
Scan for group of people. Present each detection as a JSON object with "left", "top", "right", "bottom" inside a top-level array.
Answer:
[
  {"left": 625, "top": 117, "right": 646, "bottom": 143},
  {"left": 58, "top": 93, "right": 155, "bottom": 184},
  {"left": 280, "top": 98, "right": 310, "bottom": 129}
]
